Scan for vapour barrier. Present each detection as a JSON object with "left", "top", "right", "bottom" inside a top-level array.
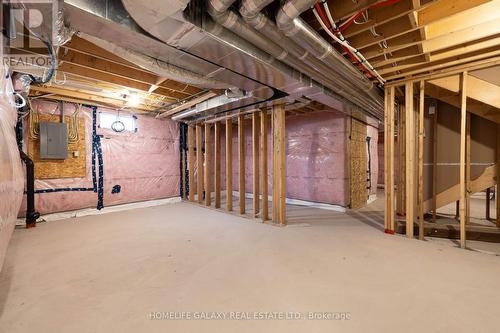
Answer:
[
  {"left": 19, "top": 100, "right": 179, "bottom": 215},
  {"left": 0, "top": 67, "right": 24, "bottom": 271},
  {"left": 217, "top": 109, "right": 373, "bottom": 207}
]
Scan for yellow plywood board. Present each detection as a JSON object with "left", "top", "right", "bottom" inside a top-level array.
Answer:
[
  {"left": 28, "top": 114, "right": 86, "bottom": 179},
  {"left": 350, "top": 118, "right": 368, "bottom": 209}
]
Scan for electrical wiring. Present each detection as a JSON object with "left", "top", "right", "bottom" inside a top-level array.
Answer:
[
  {"left": 338, "top": 0, "right": 401, "bottom": 32},
  {"left": 313, "top": 1, "right": 385, "bottom": 84},
  {"left": 67, "top": 103, "right": 81, "bottom": 143},
  {"left": 28, "top": 98, "right": 40, "bottom": 140}
]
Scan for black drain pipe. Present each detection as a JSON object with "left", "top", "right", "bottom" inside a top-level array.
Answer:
[{"left": 19, "top": 150, "right": 39, "bottom": 228}]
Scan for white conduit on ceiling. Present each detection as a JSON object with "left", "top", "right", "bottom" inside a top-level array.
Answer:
[{"left": 312, "top": 1, "right": 385, "bottom": 85}]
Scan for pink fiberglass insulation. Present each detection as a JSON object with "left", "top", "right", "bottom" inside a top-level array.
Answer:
[
  {"left": 19, "top": 100, "right": 179, "bottom": 215},
  {"left": 215, "top": 110, "right": 351, "bottom": 206},
  {"left": 214, "top": 109, "right": 378, "bottom": 207},
  {"left": 367, "top": 124, "right": 379, "bottom": 196},
  {"left": 286, "top": 110, "right": 350, "bottom": 205},
  {"left": 0, "top": 70, "right": 24, "bottom": 271}
]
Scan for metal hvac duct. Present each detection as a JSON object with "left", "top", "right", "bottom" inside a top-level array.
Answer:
[
  {"left": 64, "top": 0, "right": 383, "bottom": 120},
  {"left": 237, "top": 0, "right": 383, "bottom": 115},
  {"left": 206, "top": 0, "right": 381, "bottom": 115},
  {"left": 121, "top": 0, "right": 383, "bottom": 119}
]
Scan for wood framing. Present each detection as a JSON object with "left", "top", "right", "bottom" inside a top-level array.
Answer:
[
  {"left": 196, "top": 124, "right": 203, "bottom": 204},
  {"left": 205, "top": 123, "right": 211, "bottom": 206},
  {"left": 388, "top": 86, "right": 395, "bottom": 232},
  {"left": 459, "top": 72, "right": 468, "bottom": 248},
  {"left": 272, "top": 105, "right": 286, "bottom": 225},
  {"left": 432, "top": 106, "right": 438, "bottom": 222},
  {"left": 226, "top": 119, "right": 233, "bottom": 212},
  {"left": 405, "top": 81, "right": 416, "bottom": 238},
  {"left": 418, "top": 80, "right": 425, "bottom": 240},
  {"left": 214, "top": 122, "right": 221, "bottom": 209},
  {"left": 188, "top": 125, "right": 195, "bottom": 202},
  {"left": 497, "top": 124, "right": 500, "bottom": 227},
  {"left": 238, "top": 115, "right": 246, "bottom": 215},
  {"left": 384, "top": 85, "right": 396, "bottom": 232},
  {"left": 260, "top": 110, "right": 269, "bottom": 222},
  {"left": 466, "top": 112, "right": 471, "bottom": 225},
  {"left": 252, "top": 112, "right": 260, "bottom": 218}
]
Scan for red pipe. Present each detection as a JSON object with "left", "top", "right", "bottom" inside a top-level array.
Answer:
[
  {"left": 314, "top": 2, "right": 374, "bottom": 78},
  {"left": 339, "top": 0, "right": 402, "bottom": 32}
]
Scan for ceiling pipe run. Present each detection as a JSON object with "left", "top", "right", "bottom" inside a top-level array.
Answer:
[
  {"left": 80, "top": 33, "right": 229, "bottom": 89},
  {"left": 238, "top": 0, "right": 382, "bottom": 113},
  {"left": 275, "top": 0, "right": 379, "bottom": 92},
  {"left": 206, "top": 0, "right": 382, "bottom": 116},
  {"left": 117, "top": 0, "right": 384, "bottom": 120}
]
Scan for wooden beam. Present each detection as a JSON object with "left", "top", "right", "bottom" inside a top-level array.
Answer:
[
  {"left": 423, "top": 164, "right": 497, "bottom": 211},
  {"left": 252, "top": 112, "right": 260, "bottom": 218},
  {"left": 486, "top": 187, "right": 491, "bottom": 220},
  {"left": 196, "top": 123, "right": 203, "bottom": 204},
  {"left": 226, "top": 119, "right": 233, "bottom": 212},
  {"left": 405, "top": 81, "right": 416, "bottom": 238},
  {"left": 418, "top": 80, "right": 425, "bottom": 240},
  {"left": 397, "top": 105, "right": 407, "bottom": 216},
  {"left": 214, "top": 122, "right": 221, "bottom": 209},
  {"left": 497, "top": 125, "right": 500, "bottom": 227},
  {"left": 272, "top": 105, "right": 286, "bottom": 225},
  {"left": 425, "top": 76, "right": 500, "bottom": 124},
  {"left": 260, "top": 110, "right": 269, "bottom": 222},
  {"left": 432, "top": 105, "right": 438, "bottom": 222},
  {"left": 466, "top": 112, "right": 471, "bottom": 225},
  {"left": 384, "top": 86, "right": 396, "bottom": 232},
  {"left": 384, "top": 88, "right": 390, "bottom": 231},
  {"left": 459, "top": 72, "right": 468, "bottom": 248},
  {"left": 389, "top": 86, "right": 396, "bottom": 232},
  {"left": 188, "top": 125, "right": 195, "bottom": 202},
  {"left": 238, "top": 115, "right": 246, "bottom": 215},
  {"left": 418, "top": 0, "right": 491, "bottom": 26},
  {"left": 157, "top": 92, "right": 218, "bottom": 118},
  {"left": 204, "top": 123, "right": 212, "bottom": 206},
  {"left": 343, "top": 0, "right": 417, "bottom": 38},
  {"left": 385, "top": 55, "right": 500, "bottom": 86}
]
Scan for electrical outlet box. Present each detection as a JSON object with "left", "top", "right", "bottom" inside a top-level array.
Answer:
[{"left": 39, "top": 121, "right": 68, "bottom": 159}]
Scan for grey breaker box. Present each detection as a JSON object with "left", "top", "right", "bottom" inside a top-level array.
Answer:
[{"left": 39, "top": 122, "right": 68, "bottom": 159}]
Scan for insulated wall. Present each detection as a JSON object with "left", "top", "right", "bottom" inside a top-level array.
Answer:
[
  {"left": 204, "top": 109, "right": 378, "bottom": 207},
  {"left": 19, "top": 100, "right": 179, "bottom": 215},
  {"left": 0, "top": 69, "right": 24, "bottom": 271}
]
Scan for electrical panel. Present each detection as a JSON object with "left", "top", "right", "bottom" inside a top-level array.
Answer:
[{"left": 39, "top": 121, "right": 68, "bottom": 159}]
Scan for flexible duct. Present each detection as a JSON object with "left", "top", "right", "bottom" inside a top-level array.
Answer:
[
  {"left": 239, "top": 0, "right": 382, "bottom": 113},
  {"left": 275, "top": 0, "right": 376, "bottom": 91},
  {"left": 208, "top": 0, "right": 381, "bottom": 114},
  {"left": 80, "top": 33, "right": 229, "bottom": 89}
]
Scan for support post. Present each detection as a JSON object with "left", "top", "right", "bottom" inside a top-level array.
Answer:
[
  {"left": 272, "top": 105, "right": 286, "bottom": 225},
  {"left": 214, "top": 122, "right": 221, "bottom": 208},
  {"left": 459, "top": 71, "right": 468, "bottom": 248},
  {"left": 466, "top": 112, "right": 471, "bottom": 225},
  {"left": 405, "top": 82, "right": 416, "bottom": 238},
  {"left": 238, "top": 114, "right": 245, "bottom": 215},
  {"left": 188, "top": 125, "right": 195, "bottom": 202},
  {"left": 389, "top": 86, "right": 395, "bottom": 232},
  {"left": 196, "top": 123, "right": 203, "bottom": 204},
  {"left": 384, "top": 88, "right": 390, "bottom": 231},
  {"left": 432, "top": 106, "right": 438, "bottom": 223},
  {"left": 252, "top": 112, "right": 260, "bottom": 217},
  {"left": 486, "top": 187, "right": 491, "bottom": 220},
  {"left": 260, "top": 110, "right": 268, "bottom": 222},
  {"left": 226, "top": 119, "right": 233, "bottom": 211},
  {"left": 497, "top": 124, "right": 500, "bottom": 227},
  {"left": 204, "top": 123, "right": 211, "bottom": 206},
  {"left": 418, "top": 80, "right": 425, "bottom": 240}
]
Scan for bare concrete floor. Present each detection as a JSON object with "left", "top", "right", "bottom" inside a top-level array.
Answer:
[{"left": 1, "top": 201, "right": 500, "bottom": 332}]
